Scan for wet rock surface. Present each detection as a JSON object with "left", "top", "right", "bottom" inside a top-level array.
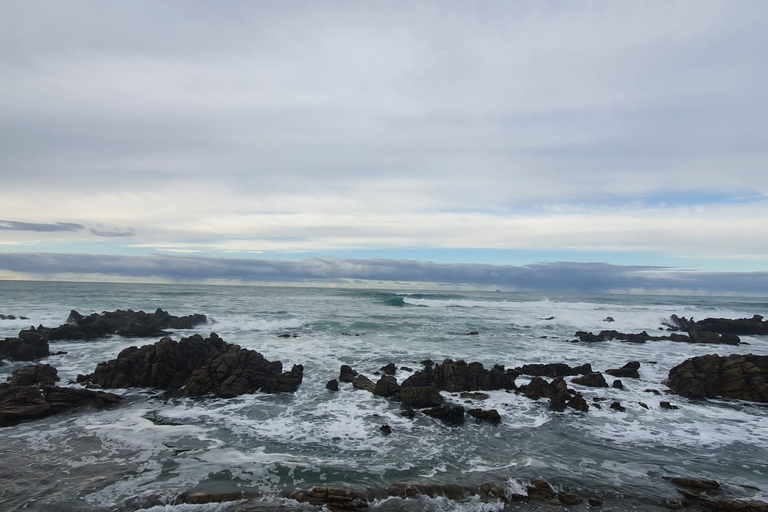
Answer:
[
  {"left": 666, "top": 353, "right": 768, "bottom": 402},
  {"left": 87, "top": 333, "right": 303, "bottom": 397},
  {"left": 515, "top": 362, "right": 592, "bottom": 378},
  {"left": 0, "top": 383, "right": 122, "bottom": 426},
  {"left": 25, "top": 308, "right": 209, "bottom": 341},
  {"left": 7, "top": 364, "right": 60, "bottom": 387},
  {"left": 0, "top": 331, "right": 50, "bottom": 361},
  {"left": 400, "top": 359, "right": 517, "bottom": 392}
]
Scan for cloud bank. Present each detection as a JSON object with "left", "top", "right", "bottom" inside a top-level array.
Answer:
[{"left": 1, "top": 253, "right": 766, "bottom": 295}]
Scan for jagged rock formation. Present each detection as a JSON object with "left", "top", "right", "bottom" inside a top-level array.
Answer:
[
  {"left": 24, "top": 308, "right": 209, "bottom": 341},
  {"left": 606, "top": 361, "right": 641, "bottom": 378},
  {"left": 518, "top": 376, "right": 589, "bottom": 412},
  {"left": 400, "top": 359, "right": 518, "bottom": 392},
  {"left": 515, "top": 362, "right": 592, "bottom": 378},
  {"left": 184, "top": 345, "right": 304, "bottom": 397},
  {"left": 664, "top": 314, "right": 768, "bottom": 336},
  {"left": 87, "top": 333, "right": 303, "bottom": 397},
  {"left": 574, "top": 330, "right": 695, "bottom": 344},
  {"left": 572, "top": 372, "right": 608, "bottom": 388},
  {"left": 666, "top": 354, "right": 768, "bottom": 402}
]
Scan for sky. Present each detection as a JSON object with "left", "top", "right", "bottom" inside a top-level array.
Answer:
[{"left": 1, "top": 1, "right": 767, "bottom": 293}]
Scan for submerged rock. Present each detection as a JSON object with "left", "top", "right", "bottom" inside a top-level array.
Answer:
[{"left": 666, "top": 354, "right": 768, "bottom": 402}]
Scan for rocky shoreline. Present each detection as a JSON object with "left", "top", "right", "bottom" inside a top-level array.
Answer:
[{"left": 2, "top": 309, "right": 767, "bottom": 510}]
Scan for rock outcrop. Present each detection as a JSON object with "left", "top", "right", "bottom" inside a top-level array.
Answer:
[
  {"left": 25, "top": 308, "right": 209, "bottom": 341},
  {"left": 400, "top": 359, "right": 517, "bottom": 392},
  {"left": 184, "top": 345, "right": 304, "bottom": 397},
  {"left": 666, "top": 354, "right": 768, "bottom": 402},
  {"left": 664, "top": 314, "right": 768, "bottom": 336},
  {"left": 90, "top": 333, "right": 229, "bottom": 389},
  {"left": 7, "top": 364, "right": 59, "bottom": 387},
  {"left": 575, "top": 330, "right": 693, "bottom": 344},
  {"left": 519, "top": 376, "right": 589, "bottom": 412},
  {"left": 0, "top": 330, "right": 50, "bottom": 361},
  {"left": 0, "top": 384, "right": 121, "bottom": 426},
  {"left": 515, "top": 362, "right": 592, "bottom": 378},
  {"left": 87, "top": 333, "right": 303, "bottom": 397},
  {"left": 606, "top": 361, "right": 641, "bottom": 378},
  {"left": 572, "top": 372, "right": 608, "bottom": 388},
  {"left": 398, "top": 386, "right": 444, "bottom": 408}
]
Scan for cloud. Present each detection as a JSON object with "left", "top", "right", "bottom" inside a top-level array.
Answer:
[
  {"left": 0, "top": 252, "right": 766, "bottom": 295},
  {"left": 90, "top": 228, "right": 135, "bottom": 237},
  {"left": 0, "top": 220, "right": 84, "bottom": 232}
]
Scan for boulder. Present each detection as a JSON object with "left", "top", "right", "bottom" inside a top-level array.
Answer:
[
  {"left": 0, "top": 332, "right": 49, "bottom": 361},
  {"left": 373, "top": 375, "right": 400, "bottom": 398},
  {"left": 572, "top": 372, "right": 608, "bottom": 388},
  {"left": 401, "top": 359, "right": 517, "bottom": 392},
  {"left": 339, "top": 365, "right": 358, "bottom": 383},
  {"left": 666, "top": 354, "right": 768, "bottom": 402},
  {"left": 8, "top": 364, "right": 59, "bottom": 387},
  {"left": 90, "top": 333, "right": 229, "bottom": 389},
  {"left": 519, "top": 376, "right": 587, "bottom": 412},
  {"left": 467, "top": 408, "right": 501, "bottom": 422},
  {"left": 325, "top": 379, "right": 339, "bottom": 392},
  {"left": 606, "top": 361, "right": 640, "bottom": 379},
  {"left": 352, "top": 374, "right": 376, "bottom": 393},
  {"left": 380, "top": 363, "right": 396, "bottom": 375},
  {"left": 183, "top": 345, "right": 303, "bottom": 397}
]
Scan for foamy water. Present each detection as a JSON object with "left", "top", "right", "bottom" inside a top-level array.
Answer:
[{"left": 1, "top": 282, "right": 767, "bottom": 511}]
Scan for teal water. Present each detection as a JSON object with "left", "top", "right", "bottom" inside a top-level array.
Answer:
[{"left": 0, "top": 281, "right": 767, "bottom": 511}]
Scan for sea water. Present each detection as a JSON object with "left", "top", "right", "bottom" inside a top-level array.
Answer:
[{"left": 0, "top": 281, "right": 767, "bottom": 511}]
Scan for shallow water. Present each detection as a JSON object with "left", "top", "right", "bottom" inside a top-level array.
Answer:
[{"left": 1, "top": 281, "right": 767, "bottom": 510}]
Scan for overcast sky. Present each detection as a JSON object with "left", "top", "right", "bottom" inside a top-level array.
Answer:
[{"left": 1, "top": 1, "right": 767, "bottom": 291}]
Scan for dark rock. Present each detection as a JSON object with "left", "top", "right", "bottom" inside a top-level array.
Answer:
[
  {"left": 465, "top": 331, "right": 479, "bottom": 335},
  {"left": 420, "top": 359, "right": 434, "bottom": 367},
  {"left": 666, "top": 354, "right": 768, "bottom": 402},
  {"left": 603, "top": 317, "right": 615, "bottom": 322},
  {"left": 397, "top": 386, "right": 443, "bottom": 408},
  {"left": 527, "top": 479, "right": 557, "bottom": 501},
  {"left": 610, "top": 401, "right": 626, "bottom": 412},
  {"left": 401, "top": 359, "right": 517, "bottom": 392},
  {"left": 519, "top": 376, "right": 552, "bottom": 400},
  {"left": 423, "top": 404, "right": 465, "bottom": 424},
  {"left": 467, "top": 408, "right": 501, "bottom": 422},
  {"left": 572, "top": 372, "right": 608, "bottom": 388},
  {"left": 558, "top": 491, "right": 583, "bottom": 505},
  {"left": 339, "top": 365, "right": 358, "bottom": 383},
  {"left": 90, "top": 333, "right": 229, "bottom": 390},
  {"left": 277, "top": 333, "right": 298, "bottom": 338},
  {"left": 665, "top": 499, "right": 684, "bottom": 510},
  {"left": 460, "top": 391, "right": 490, "bottom": 400},
  {"left": 380, "top": 363, "right": 396, "bottom": 375},
  {"left": 184, "top": 345, "right": 303, "bottom": 397},
  {"left": 516, "top": 362, "right": 592, "bottom": 378},
  {"left": 0, "top": 385, "right": 121, "bottom": 426},
  {"left": 325, "top": 379, "right": 339, "bottom": 392},
  {"left": 0, "top": 331, "right": 49, "bottom": 361},
  {"left": 638, "top": 402, "right": 649, "bottom": 409},
  {"left": 549, "top": 376, "right": 571, "bottom": 412},
  {"left": 352, "top": 374, "right": 376, "bottom": 393},
  {"left": 665, "top": 314, "right": 768, "bottom": 336},
  {"left": 0, "top": 314, "right": 16, "bottom": 320},
  {"left": 299, "top": 486, "right": 371, "bottom": 511},
  {"left": 613, "top": 380, "right": 624, "bottom": 390},
  {"left": 29, "top": 308, "right": 209, "bottom": 341},
  {"left": 575, "top": 329, "right": 694, "bottom": 344},
  {"left": 662, "top": 476, "right": 721, "bottom": 490},
  {"left": 379, "top": 424, "right": 392, "bottom": 435},
  {"left": 588, "top": 496, "right": 605, "bottom": 507},
  {"left": 400, "top": 366, "right": 413, "bottom": 372},
  {"left": 373, "top": 375, "right": 400, "bottom": 397},
  {"left": 8, "top": 364, "right": 59, "bottom": 387},
  {"left": 567, "top": 393, "right": 589, "bottom": 412},
  {"left": 660, "top": 401, "right": 679, "bottom": 410},
  {"left": 606, "top": 361, "right": 641, "bottom": 378},
  {"left": 401, "top": 407, "right": 415, "bottom": 418},
  {"left": 689, "top": 329, "right": 740, "bottom": 345}
]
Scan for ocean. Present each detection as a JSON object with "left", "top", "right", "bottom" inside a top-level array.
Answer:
[{"left": 0, "top": 280, "right": 766, "bottom": 511}]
